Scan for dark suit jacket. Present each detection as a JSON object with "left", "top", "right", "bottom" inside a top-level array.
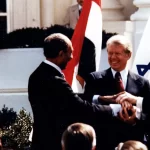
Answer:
[
  {"left": 28, "top": 62, "right": 112, "bottom": 150},
  {"left": 83, "top": 68, "right": 150, "bottom": 149}
]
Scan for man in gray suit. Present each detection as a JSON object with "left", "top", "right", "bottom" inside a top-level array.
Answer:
[{"left": 63, "top": 0, "right": 84, "bottom": 29}]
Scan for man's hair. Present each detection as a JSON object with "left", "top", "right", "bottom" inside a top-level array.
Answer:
[
  {"left": 120, "top": 140, "right": 148, "bottom": 150},
  {"left": 106, "top": 35, "right": 132, "bottom": 54},
  {"left": 43, "top": 33, "right": 70, "bottom": 58},
  {"left": 61, "top": 123, "right": 96, "bottom": 150}
]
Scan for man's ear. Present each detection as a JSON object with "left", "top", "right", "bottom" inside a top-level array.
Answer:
[
  {"left": 126, "top": 52, "right": 131, "bottom": 60},
  {"left": 58, "top": 50, "right": 64, "bottom": 57}
]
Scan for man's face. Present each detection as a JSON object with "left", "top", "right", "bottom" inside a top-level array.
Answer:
[
  {"left": 77, "top": 0, "right": 84, "bottom": 6},
  {"left": 107, "top": 44, "right": 131, "bottom": 71},
  {"left": 60, "top": 43, "right": 73, "bottom": 70}
]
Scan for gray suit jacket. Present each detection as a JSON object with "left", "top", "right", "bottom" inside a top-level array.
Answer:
[{"left": 63, "top": 4, "right": 80, "bottom": 29}]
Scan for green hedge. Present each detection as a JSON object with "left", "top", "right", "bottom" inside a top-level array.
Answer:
[
  {"left": 0, "top": 105, "right": 33, "bottom": 150},
  {"left": 0, "top": 24, "right": 116, "bottom": 49}
]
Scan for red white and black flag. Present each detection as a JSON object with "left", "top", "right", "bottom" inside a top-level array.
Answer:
[{"left": 63, "top": 0, "right": 102, "bottom": 92}]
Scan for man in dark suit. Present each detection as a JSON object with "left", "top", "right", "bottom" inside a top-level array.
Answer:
[
  {"left": 83, "top": 34, "right": 150, "bottom": 149},
  {"left": 28, "top": 33, "right": 135, "bottom": 150}
]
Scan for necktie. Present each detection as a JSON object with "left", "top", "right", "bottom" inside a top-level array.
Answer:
[
  {"left": 79, "top": 9, "right": 82, "bottom": 16},
  {"left": 115, "top": 72, "right": 124, "bottom": 92}
]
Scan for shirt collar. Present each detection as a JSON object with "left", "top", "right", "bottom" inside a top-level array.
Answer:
[
  {"left": 44, "top": 60, "right": 62, "bottom": 74},
  {"left": 78, "top": 4, "right": 82, "bottom": 10},
  {"left": 111, "top": 67, "right": 128, "bottom": 79}
]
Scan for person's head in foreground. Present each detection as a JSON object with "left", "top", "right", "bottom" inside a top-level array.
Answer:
[
  {"left": 117, "top": 140, "right": 148, "bottom": 150},
  {"left": 61, "top": 122, "right": 96, "bottom": 150}
]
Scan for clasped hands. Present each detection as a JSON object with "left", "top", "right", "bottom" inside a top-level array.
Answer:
[{"left": 99, "top": 91, "right": 137, "bottom": 125}]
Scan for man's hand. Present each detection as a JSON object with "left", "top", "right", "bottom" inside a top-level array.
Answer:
[
  {"left": 116, "top": 92, "right": 137, "bottom": 105},
  {"left": 121, "top": 101, "right": 132, "bottom": 109},
  {"left": 76, "top": 75, "right": 85, "bottom": 89},
  {"left": 99, "top": 91, "right": 125, "bottom": 104},
  {"left": 118, "top": 106, "right": 137, "bottom": 125}
]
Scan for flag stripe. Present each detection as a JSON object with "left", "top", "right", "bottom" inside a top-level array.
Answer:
[
  {"left": 63, "top": 0, "right": 92, "bottom": 85},
  {"left": 63, "top": 0, "right": 102, "bottom": 92}
]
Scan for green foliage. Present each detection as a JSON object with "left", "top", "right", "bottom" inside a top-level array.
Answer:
[
  {"left": 0, "top": 105, "right": 17, "bottom": 130},
  {"left": 0, "top": 24, "right": 117, "bottom": 49},
  {"left": 0, "top": 106, "right": 33, "bottom": 150}
]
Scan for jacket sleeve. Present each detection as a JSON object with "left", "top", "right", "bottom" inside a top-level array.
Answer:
[
  {"left": 83, "top": 73, "right": 97, "bottom": 103},
  {"left": 55, "top": 76, "right": 113, "bottom": 124}
]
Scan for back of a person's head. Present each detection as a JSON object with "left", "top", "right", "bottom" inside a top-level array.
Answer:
[
  {"left": 61, "top": 123, "right": 96, "bottom": 150},
  {"left": 43, "top": 33, "right": 71, "bottom": 58},
  {"left": 120, "top": 140, "right": 148, "bottom": 150}
]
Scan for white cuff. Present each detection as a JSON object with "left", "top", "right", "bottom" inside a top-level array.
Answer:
[
  {"left": 110, "top": 104, "right": 121, "bottom": 116},
  {"left": 133, "top": 106, "right": 142, "bottom": 119},
  {"left": 136, "top": 96, "right": 143, "bottom": 111},
  {"left": 92, "top": 95, "right": 99, "bottom": 104}
]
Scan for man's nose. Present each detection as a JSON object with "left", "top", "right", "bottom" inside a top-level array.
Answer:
[
  {"left": 111, "top": 53, "right": 117, "bottom": 58},
  {"left": 70, "top": 53, "right": 73, "bottom": 59}
]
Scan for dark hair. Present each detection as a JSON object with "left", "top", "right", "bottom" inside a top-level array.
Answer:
[
  {"left": 61, "top": 123, "right": 96, "bottom": 150},
  {"left": 43, "top": 33, "right": 69, "bottom": 58}
]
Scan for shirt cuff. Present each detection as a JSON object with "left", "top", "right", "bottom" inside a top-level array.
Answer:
[
  {"left": 109, "top": 104, "right": 121, "bottom": 116},
  {"left": 136, "top": 96, "right": 143, "bottom": 111},
  {"left": 133, "top": 106, "right": 142, "bottom": 119},
  {"left": 92, "top": 95, "right": 99, "bottom": 104}
]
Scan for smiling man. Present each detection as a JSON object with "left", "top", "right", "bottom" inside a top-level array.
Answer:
[{"left": 83, "top": 34, "right": 150, "bottom": 150}]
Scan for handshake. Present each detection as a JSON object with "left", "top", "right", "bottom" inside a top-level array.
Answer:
[{"left": 99, "top": 91, "right": 139, "bottom": 125}]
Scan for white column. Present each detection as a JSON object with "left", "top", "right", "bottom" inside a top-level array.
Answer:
[
  {"left": 130, "top": 0, "right": 150, "bottom": 61},
  {"left": 27, "top": 0, "right": 40, "bottom": 27},
  {"left": 55, "top": 0, "right": 71, "bottom": 25},
  {"left": 40, "top": 0, "right": 55, "bottom": 27},
  {"left": 131, "top": 0, "right": 150, "bottom": 21},
  {"left": 102, "top": 0, "right": 126, "bottom": 34},
  {"left": 102, "top": 0, "right": 125, "bottom": 21},
  {"left": 11, "top": 0, "right": 27, "bottom": 30}
]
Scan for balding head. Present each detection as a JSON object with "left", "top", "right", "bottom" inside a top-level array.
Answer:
[
  {"left": 43, "top": 33, "right": 73, "bottom": 69},
  {"left": 44, "top": 33, "right": 72, "bottom": 58}
]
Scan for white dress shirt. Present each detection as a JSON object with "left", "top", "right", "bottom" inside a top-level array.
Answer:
[{"left": 44, "top": 60, "right": 65, "bottom": 78}]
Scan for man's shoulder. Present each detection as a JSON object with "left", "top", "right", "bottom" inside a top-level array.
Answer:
[
  {"left": 90, "top": 68, "right": 110, "bottom": 78},
  {"left": 129, "top": 71, "right": 149, "bottom": 82},
  {"left": 69, "top": 4, "right": 79, "bottom": 10}
]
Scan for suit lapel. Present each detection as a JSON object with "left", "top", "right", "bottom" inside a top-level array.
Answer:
[
  {"left": 72, "top": 4, "right": 79, "bottom": 19},
  {"left": 126, "top": 71, "right": 142, "bottom": 94},
  {"left": 102, "top": 68, "right": 118, "bottom": 95}
]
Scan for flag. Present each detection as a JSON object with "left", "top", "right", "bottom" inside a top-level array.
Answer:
[
  {"left": 63, "top": 0, "right": 102, "bottom": 92},
  {"left": 132, "top": 16, "right": 150, "bottom": 80}
]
